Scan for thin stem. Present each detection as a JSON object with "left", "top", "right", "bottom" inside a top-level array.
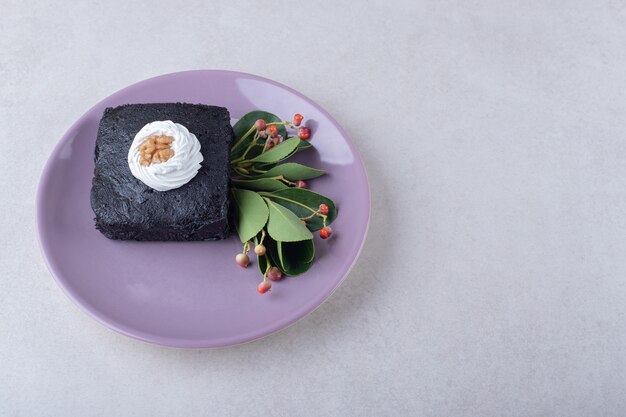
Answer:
[
  {"left": 301, "top": 211, "right": 325, "bottom": 221},
  {"left": 239, "top": 131, "right": 261, "bottom": 161},
  {"left": 260, "top": 137, "right": 271, "bottom": 155},
  {"left": 230, "top": 145, "right": 261, "bottom": 164},
  {"left": 263, "top": 254, "right": 271, "bottom": 278},
  {"left": 277, "top": 176, "right": 296, "bottom": 186},
  {"left": 260, "top": 195, "right": 326, "bottom": 225},
  {"left": 230, "top": 125, "right": 256, "bottom": 155},
  {"left": 258, "top": 193, "right": 318, "bottom": 214},
  {"left": 255, "top": 174, "right": 295, "bottom": 186}
]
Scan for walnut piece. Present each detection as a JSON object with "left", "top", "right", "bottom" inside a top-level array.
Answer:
[{"left": 138, "top": 135, "right": 175, "bottom": 166}]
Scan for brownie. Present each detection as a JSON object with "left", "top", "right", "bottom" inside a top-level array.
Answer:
[{"left": 90, "top": 103, "right": 234, "bottom": 241}]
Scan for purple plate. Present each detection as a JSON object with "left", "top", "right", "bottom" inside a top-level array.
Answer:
[{"left": 37, "top": 70, "right": 370, "bottom": 348}]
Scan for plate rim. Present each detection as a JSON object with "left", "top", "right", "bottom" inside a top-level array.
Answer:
[{"left": 36, "top": 69, "right": 371, "bottom": 348}]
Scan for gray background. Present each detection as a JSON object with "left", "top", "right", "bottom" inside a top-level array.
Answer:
[{"left": 2, "top": 0, "right": 626, "bottom": 416}]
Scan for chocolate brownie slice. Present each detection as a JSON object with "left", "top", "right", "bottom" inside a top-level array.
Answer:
[{"left": 90, "top": 103, "right": 234, "bottom": 241}]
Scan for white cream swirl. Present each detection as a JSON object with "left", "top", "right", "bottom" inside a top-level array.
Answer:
[{"left": 128, "top": 121, "right": 203, "bottom": 191}]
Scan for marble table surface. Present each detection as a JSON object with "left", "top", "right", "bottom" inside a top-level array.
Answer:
[{"left": 2, "top": 1, "right": 626, "bottom": 416}]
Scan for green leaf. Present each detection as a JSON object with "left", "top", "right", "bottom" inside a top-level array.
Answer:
[
  {"left": 277, "top": 240, "right": 314, "bottom": 276},
  {"left": 266, "top": 237, "right": 282, "bottom": 269},
  {"left": 266, "top": 199, "right": 313, "bottom": 242},
  {"left": 231, "top": 189, "right": 269, "bottom": 243},
  {"left": 297, "top": 140, "right": 312, "bottom": 150},
  {"left": 231, "top": 111, "right": 287, "bottom": 159},
  {"left": 232, "top": 178, "right": 288, "bottom": 191},
  {"left": 250, "top": 137, "right": 300, "bottom": 164},
  {"left": 261, "top": 188, "right": 337, "bottom": 231},
  {"left": 251, "top": 139, "right": 309, "bottom": 172},
  {"left": 258, "top": 163, "right": 325, "bottom": 181}
]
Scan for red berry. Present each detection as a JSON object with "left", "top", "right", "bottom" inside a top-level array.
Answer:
[
  {"left": 293, "top": 113, "right": 304, "bottom": 126},
  {"left": 275, "top": 135, "right": 283, "bottom": 143},
  {"left": 267, "top": 267, "right": 283, "bottom": 281},
  {"left": 254, "top": 244, "right": 266, "bottom": 256},
  {"left": 268, "top": 125, "right": 278, "bottom": 138},
  {"left": 266, "top": 140, "right": 275, "bottom": 149},
  {"left": 319, "top": 204, "right": 329, "bottom": 215},
  {"left": 257, "top": 280, "right": 272, "bottom": 294},
  {"left": 297, "top": 127, "right": 311, "bottom": 140},
  {"left": 254, "top": 119, "right": 267, "bottom": 131},
  {"left": 235, "top": 253, "right": 250, "bottom": 267},
  {"left": 296, "top": 180, "right": 307, "bottom": 189},
  {"left": 320, "top": 226, "right": 332, "bottom": 239}
]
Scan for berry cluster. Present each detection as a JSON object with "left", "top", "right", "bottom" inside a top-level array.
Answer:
[
  {"left": 251, "top": 114, "right": 311, "bottom": 151},
  {"left": 300, "top": 203, "right": 333, "bottom": 239},
  {"left": 234, "top": 231, "right": 286, "bottom": 294},
  {"left": 235, "top": 202, "right": 334, "bottom": 294}
]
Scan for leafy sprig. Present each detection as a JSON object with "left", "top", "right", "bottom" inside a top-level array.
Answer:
[{"left": 230, "top": 111, "right": 337, "bottom": 294}]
